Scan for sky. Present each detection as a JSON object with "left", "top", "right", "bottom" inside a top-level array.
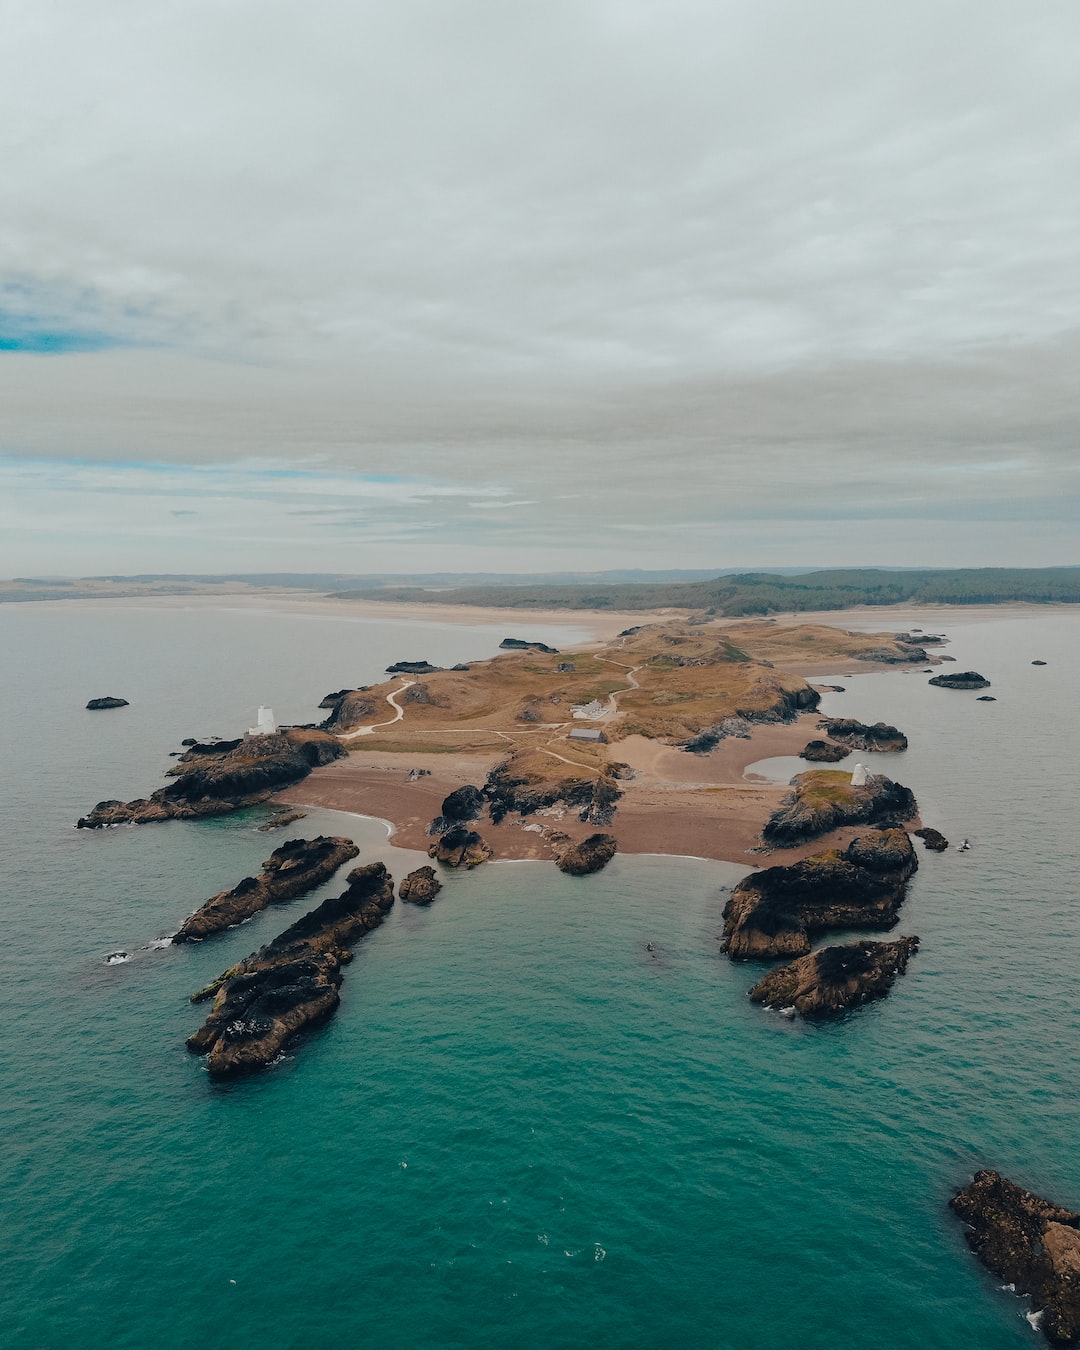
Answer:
[{"left": 1, "top": 0, "right": 1078, "bottom": 576}]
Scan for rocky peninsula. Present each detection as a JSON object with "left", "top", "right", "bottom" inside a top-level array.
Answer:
[
  {"left": 761, "top": 770, "right": 918, "bottom": 847},
  {"left": 172, "top": 836, "right": 359, "bottom": 943},
  {"left": 187, "top": 860, "right": 395, "bottom": 1078},
  {"left": 951, "top": 1170, "right": 1080, "bottom": 1345},
  {"left": 747, "top": 936, "right": 919, "bottom": 1016}
]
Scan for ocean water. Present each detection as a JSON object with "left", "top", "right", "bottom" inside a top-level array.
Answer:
[{"left": 1, "top": 601, "right": 1078, "bottom": 1349}]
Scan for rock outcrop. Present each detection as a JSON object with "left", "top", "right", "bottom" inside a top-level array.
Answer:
[
  {"left": 428, "top": 825, "right": 492, "bottom": 868},
  {"left": 186, "top": 861, "right": 395, "bottom": 1078},
  {"left": 77, "top": 728, "right": 346, "bottom": 828},
  {"left": 951, "top": 1170, "right": 1080, "bottom": 1346},
  {"left": 1033, "top": 660, "right": 1047, "bottom": 666},
  {"left": 817, "top": 718, "right": 908, "bottom": 752},
  {"left": 747, "top": 936, "right": 919, "bottom": 1015},
  {"left": 173, "top": 836, "right": 359, "bottom": 943},
  {"left": 799, "top": 739, "right": 849, "bottom": 762},
  {"left": 913, "top": 826, "right": 949, "bottom": 852},
  {"left": 86, "top": 696, "right": 129, "bottom": 710},
  {"left": 257, "top": 811, "right": 308, "bottom": 832},
  {"left": 319, "top": 690, "right": 379, "bottom": 732},
  {"left": 762, "top": 770, "right": 918, "bottom": 847},
  {"left": 551, "top": 832, "right": 618, "bottom": 875},
  {"left": 386, "top": 660, "right": 444, "bottom": 674},
  {"left": 929, "top": 670, "right": 991, "bottom": 689},
  {"left": 722, "top": 829, "right": 918, "bottom": 961},
  {"left": 485, "top": 755, "right": 622, "bottom": 827},
  {"left": 399, "top": 865, "right": 443, "bottom": 904},
  {"left": 499, "top": 638, "right": 559, "bottom": 653},
  {"left": 977, "top": 695, "right": 997, "bottom": 702}
]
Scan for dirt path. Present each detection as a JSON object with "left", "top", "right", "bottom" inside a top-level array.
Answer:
[{"left": 336, "top": 680, "right": 416, "bottom": 739}]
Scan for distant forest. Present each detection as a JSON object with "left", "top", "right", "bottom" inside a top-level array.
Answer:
[{"left": 332, "top": 567, "right": 1080, "bottom": 615}]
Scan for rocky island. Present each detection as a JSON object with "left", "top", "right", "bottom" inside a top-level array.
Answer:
[
  {"left": 747, "top": 936, "right": 919, "bottom": 1016},
  {"left": 187, "top": 860, "right": 395, "bottom": 1078},
  {"left": 929, "top": 670, "right": 991, "bottom": 689},
  {"left": 86, "top": 696, "right": 128, "bottom": 710},
  {"left": 761, "top": 770, "right": 918, "bottom": 846},
  {"left": 172, "top": 835, "right": 359, "bottom": 942},
  {"left": 951, "top": 1170, "right": 1080, "bottom": 1346}
]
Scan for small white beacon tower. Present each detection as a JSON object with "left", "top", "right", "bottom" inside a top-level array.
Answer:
[
  {"left": 850, "top": 762, "right": 869, "bottom": 787},
  {"left": 249, "top": 705, "right": 277, "bottom": 736}
]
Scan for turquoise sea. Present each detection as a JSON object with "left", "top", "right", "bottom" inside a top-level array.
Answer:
[{"left": 1, "top": 600, "right": 1078, "bottom": 1349}]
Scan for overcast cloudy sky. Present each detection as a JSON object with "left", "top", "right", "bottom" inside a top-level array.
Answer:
[{"left": 2, "top": 0, "right": 1078, "bottom": 575}]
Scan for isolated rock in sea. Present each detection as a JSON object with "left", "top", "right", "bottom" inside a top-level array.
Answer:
[
  {"left": 929, "top": 670, "right": 991, "bottom": 689},
  {"left": 817, "top": 717, "right": 908, "bottom": 752},
  {"left": 1032, "top": 660, "right": 1048, "bottom": 666},
  {"left": 257, "top": 811, "right": 308, "bottom": 832},
  {"left": 399, "top": 865, "right": 443, "bottom": 904},
  {"left": 722, "top": 828, "right": 918, "bottom": 961},
  {"left": 977, "top": 695, "right": 997, "bottom": 702},
  {"left": 499, "top": 638, "right": 559, "bottom": 653},
  {"left": 761, "top": 770, "right": 918, "bottom": 847},
  {"left": 913, "top": 826, "right": 949, "bottom": 852},
  {"left": 386, "top": 660, "right": 444, "bottom": 674},
  {"left": 428, "top": 824, "right": 492, "bottom": 868},
  {"left": 951, "top": 1170, "right": 1080, "bottom": 1346},
  {"left": 747, "top": 936, "right": 919, "bottom": 1016},
  {"left": 799, "top": 739, "right": 849, "bottom": 762},
  {"left": 552, "top": 832, "right": 618, "bottom": 875},
  {"left": 86, "top": 696, "right": 129, "bottom": 710},
  {"left": 173, "top": 836, "right": 359, "bottom": 942},
  {"left": 187, "top": 861, "right": 395, "bottom": 1079}
]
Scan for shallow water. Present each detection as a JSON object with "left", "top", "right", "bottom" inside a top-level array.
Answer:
[{"left": 1, "top": 602, "right": 1078, "bottom": 1348}]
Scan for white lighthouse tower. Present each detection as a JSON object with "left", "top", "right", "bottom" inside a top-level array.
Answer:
[
  {"left": 850, "top": 762, "right": 869, "bottom": 787},
  {"left": 249, "top": 705, "right": 277, "bottom": 736}
]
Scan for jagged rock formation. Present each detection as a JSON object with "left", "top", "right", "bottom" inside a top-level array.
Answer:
[
  {"left": 319, "top": 689, "right": 379, "bottom": 731},
  {"left": 442, "top": 785, "right": 485, "bottom": 821},
  {"left": 551, "top": 832, "right": 618, "bottom": 875},
  {"left": 951, "top": 1170, "right": 1080, "bottom": 1346},
  {"left": 929, "top": 670, "right": 991, "bottom": 689},
  {"left": 817, "top": 718, "right": 908, "bottom": 752},
  {"left": 485, "top": 754, "right": 622, "bottom": 826},
  {"left": 428, "top": 825, "right": 492, "bottom": 868},
  {"left": 914, "top": 826, "right": 949, "bottom": 852},
  {"left": 399, "top": 865, "right": 443, "bottom": 904},
  {"left": 317, "top": 689, "right": 351, "bottom": 709},
  {"left": 386, "top": 660, "right": 443, "bottom": 675},
  {"left": 722, "top": 829, "right": 918, "bottom": 960},
  {"left": 86, "top": 696, "right": 129, "bottom": 710},
  {"left": 762, "top": 770, "right": 917, "bottom": 847},
  {"left": 499, "top": 638, "right": 559, "bottom": 653},
  {"left": 682, "top": 683, "right": 821, "bottom": 754},
  {"left": 77, "top": 728, "right": 346, "bottom": 828},
  {"left": 173, "top": 836, "right": 359, "bottom": 943},
  {"left": 799, "top": 739, "right": 849, "bottom": 762},
  {"left": 186, "top": 861, "right": 395, "bottom": 1078},
  {"left": 747, "top": 937, "right": 919, "bottom": 1015},
  {"left": 257, "top": 811, "right": 307, "bottom": 832}
]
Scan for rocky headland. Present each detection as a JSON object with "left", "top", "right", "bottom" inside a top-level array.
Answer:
[
  {"left": 187, "top": 860, "right": 395, "bottom": 1078},
  {"left": 172, "top": 835, "right": 359, "bottom": 943},
  {"left": 816, "top": 717, "right": 908, "bottom": 752},
  {"left": 951, "top": 1170, "right": 1080, "bottom": 1346},
  {"left": 77, "top": 728, "right": 346, "bottom": 828},
  {"left": 86, "top": 696, "right": 129, "bottom": 710},
  {"left": 747, "top": 936, "right": 919, "bottom": 1016},
  {"left": 929, "top": 670, "right": 991, "bottom": 689},
  {"left": 722, "top": 829, "right": 919, "bottom": 960},
  {"left": 399, "top": 865, "right": 443, "bottom": 903},
  {"left": 761, "top": 770, "right": 918, "bottom": 847}
]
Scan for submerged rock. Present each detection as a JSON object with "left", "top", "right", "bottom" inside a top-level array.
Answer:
[
  {"left": 86, "top": 696, "right": 129, "bottom": 710},
  {"left": 817, "top": 717, "right": 908, "bottom": 752},
  {"left": 762, "top": 770, "right": 917, "bottom": 847},
  {"left": 173, "top": 836, "right": 359, "bottom": 943},
  {"left": 913, "top": 826, "right": 949, "bottom": 852},
  {"left": 748, "top": 936, "right": 919, "bottom": 1016},
  {"left": 552, "top": 832, "right": 618, "bottom": 875},
  {"left": 77, "top": 728, "right": 345, "bottom": 828},
  {"left": 428, "top": 824, "right": 492, "bottom": 868},
  {"left": 951, "top": 1170, "right": 1080, "bottom": 1346},
  {"left": 929, "top": 670, "right": 991, "bottom": 689},
  {"left": 187, "top": 861, "right": 395, "bottom": 1078},
  {"left": 723, "top": 829, "right": 918, "bottom": 961},
  {"left": 799, "top": 739, "right": 848, "bottom": 762},
  {"left": 257, "top": 811, "right": 308, "bottom": 832},
  {"left": 399, "top": 865, "right": 443, "bottom": 904}
]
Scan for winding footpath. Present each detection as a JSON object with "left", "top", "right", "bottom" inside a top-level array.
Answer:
[{"left": 336, "top": 680, "right": 416, "bottom": 740}]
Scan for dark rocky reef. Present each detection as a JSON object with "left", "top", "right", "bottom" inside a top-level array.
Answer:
[
  {"left": 551, "top": 832, "right": 618, "bottom": 875},
  {"left": 951, "top": 1170, "right": 1080, "bottom": 1346},
  {"left": 399, "top": 865, "right": 443, "bottom": 904},
  {"left": 1033, "top": 659, "right": 1048, "bottom": 666},
  {"left": 799, "top": 739, "right": 849, "bottom": 762},
  {"left": 77, "top": 728, "right": 346, "bottom": 828},
  {"left": 762, "top": 770, "right": 918, "bottom": 847},
  {"left": 428, "top": 783, "right": 486, "bottom": 835},
  {"left": 499, "top": 638, "right": 559, "bottom": 653},
  {"left": 977, "top": 695, "right": 997, "bottom": 702},
  {"left": 86, "top": 696, "right": 129, "bottom": 710},
  {"left": 747, "top": 936, "right": 919, "bottom": 1016},
  {"left": 485, "top": 759, "right": 622, "bottom": 827},
  {"left": 859, "top": 637, "right": 930, "bottom": 663},
  {"left": 173, "top": 836, "right": 359, "bottom": 943},
  {"left": 428, "top": 825, "right": 492, "bottom": 868},
  {"left": 187, "top": 861, "right": 395, "bottom": 1079},
  {"left": 914, "top": 826, "right": 949, "bottom": 852},
  {"left": 722, "top": 829, "right": 918, "bottom": 961},
  {"left": 386, "top": 660, "right": 444, "bottom": 674},
  {"left": 817, "top": 717, "right": 908, "bottom": 752},
  {"left": 929, "top": 670, "right": 991, "bottom": 689},
  {"left": 257, "top": 810, "right": 308, "bottom": 832}
]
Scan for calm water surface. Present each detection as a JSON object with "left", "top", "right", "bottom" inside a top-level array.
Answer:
[{"left": 1, "top": 602, "right": 1078, "bottom": 1349}]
